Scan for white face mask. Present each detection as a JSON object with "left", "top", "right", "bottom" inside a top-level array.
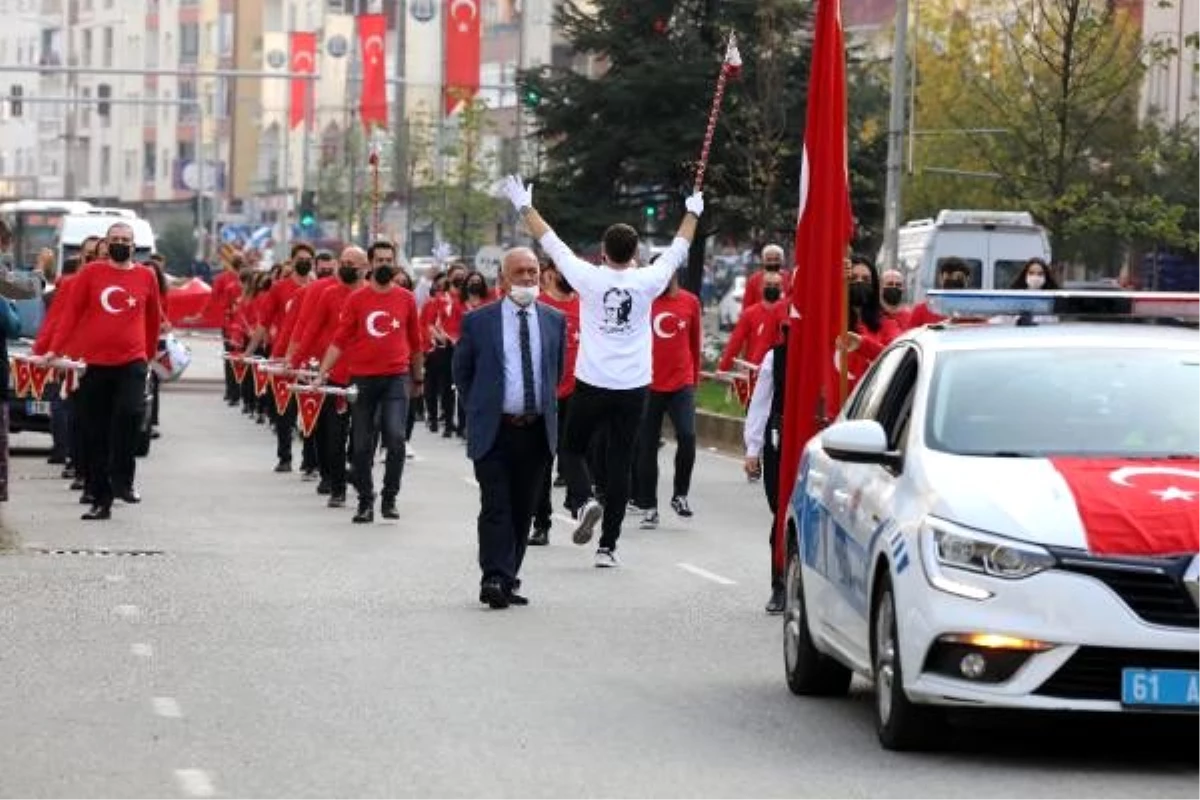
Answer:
[
  {"left": 1025, "top": 274, "right": 1045, "bottom": 290},
  {"left": 509, "top": 284, "right": 539, "bottom": 307}
]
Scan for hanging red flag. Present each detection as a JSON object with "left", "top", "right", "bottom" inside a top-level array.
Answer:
[
  {"left": 27, "top": 363, "right": 53, "bottom": 401},
  {"left": 289, "top": 32, "right": 317, "bottom": 129},
  {"left": 357, "top": 13, "right": 388, "bottom": 129},
  {"left": 231, "top": 357, "right": 250, "bottom": 385},
  {"left": 773, "top": 0, "right": 854, "bottom": 577},
  {"left": 12, "top": 357, "right": 32, "bottom": 398},
  {"left": 294, "top": 388, "right": 326, "bottom": 438},
  {"left": 444, "top": 0, "right": 482, "bottom": 115},
  {"left": 252, "top": 362, "right": 271, "bottom": 397},
  {"left": 270, "top": 373, "right": 293, "bottom": 416}
]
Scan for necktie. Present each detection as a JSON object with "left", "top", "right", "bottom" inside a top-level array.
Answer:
[{"left": 518, "top": 309, "right": 537, "bottom": 415}]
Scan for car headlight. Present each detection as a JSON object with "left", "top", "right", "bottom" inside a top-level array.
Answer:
[{"left": 920, "top": 518, "right": 1056, "bottom": 600}]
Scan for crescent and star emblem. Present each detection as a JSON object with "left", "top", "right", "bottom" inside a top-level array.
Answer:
[
  {"left": 450, "top": 0, "right": 479, "bottom": 33},
  {"left": 364, "top": 34, "right": 385, "bottom": 66},
  {"left": 653, "top": 312, "right": 683, "bottom": 339},
  {"left": 1109, "top": 465, "right": 1200, "bottom": 503},
  {"left": 365, "top": 311, "right": 400, "bottom": 338},
  {"left": 99, "top": 286, "right": 136, "bottom": 315},
  {"left": 292, "top": 51, "right": 314, "bottom": 72}
]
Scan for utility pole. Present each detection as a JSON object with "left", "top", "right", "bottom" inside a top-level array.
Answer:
[
  {"left": 63, "top": 0, "right": 77, "bottom": 198},
  {"left": 881, "top": 0, "right": 910, "bottom": 271},
  {"left": 395, "top": 0, "right": 410, "bottom": 256}
]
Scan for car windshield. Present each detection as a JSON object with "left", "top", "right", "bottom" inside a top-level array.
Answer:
[{"left": 926, "top": 347, "right": 1200, "bottom": 458}]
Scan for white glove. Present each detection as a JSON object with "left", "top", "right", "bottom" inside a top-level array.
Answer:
[
  {"left": 500, "top": 175, "right": 534, "bottom": 212},
  {"left": 685, "top": 192, "right": 705, "bottom": 218},
  {"left": 432, "top": 242, "right": 452, "bottom": 265}
]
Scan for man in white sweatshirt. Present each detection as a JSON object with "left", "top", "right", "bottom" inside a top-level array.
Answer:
[{"left": 500, "top": 175, "right": 704, "bottom": 567}]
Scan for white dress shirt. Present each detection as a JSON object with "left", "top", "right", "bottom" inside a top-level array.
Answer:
[
  {"left": 537, "top": 232, "right": 689, "bottom": 390},
  {"left": 744, "top": 350, "right": 775, "bottom": 458},
  {"left": 501, "top": 297, "right": 543, "bottom": 414}
]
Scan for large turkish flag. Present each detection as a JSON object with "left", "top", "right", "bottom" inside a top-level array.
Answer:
[
  {"left": 444, "top": 0, "right": 482, "bottom": 115},
  {"left": 357, "top": 14, "right": 388, "bottom": 129}
]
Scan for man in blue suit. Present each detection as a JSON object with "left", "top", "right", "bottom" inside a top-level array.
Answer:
[{"left": 453, "top": 247, "right": 566, "bottom": 609}]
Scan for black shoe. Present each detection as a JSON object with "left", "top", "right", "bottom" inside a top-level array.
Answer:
[
  {"left": 116, "top": 489, "right": 141, "bottom": 504},
  {"left": 61, "top": 466, "right": 75, "bottom": 480},
  {"left": 428, "top": 420, "right": 438, "bottom": 433},
  {"left": 48, "top": 454, "right": 65, "bottom": 465},
  {"left": 80, "top": 492, "right": 96, "bottom": 505},
  {"left": 328, "top": 493, "right": 346, "bottom": 509},
  {"left": 529, "top": 527, "right": 550, "bottom": 546},
  {"left": 70, "top": 477, "right": 85, "bottom": 491},
  {"left": 442, "top": 427, "right": 453, "bottom": 439},
  {"left": 226, "top": 398, "right": 240, "bottom": 407},
  {"left": 150, "top": 429, "right": 161, "bottom": 440},
  {"left": 81, "top": 505, "right": 111, "bottom": 521},
  {"left": 381, "top": 497, "right": 399, "bottom": 520},
  {"left": 274, "top": 461, "right": 292, "bottom": 473},
  {"left": 765, "top": 587, "right": 785, "bottom": 615},
  {"left": 256, "top": 415, "right": 266, "bottom": 425},
  {"left": 352, "top": 503, "right": 374, "bottom": 524},
  {"left": 316, "top": 479, "right": 331, "bottom": 495},
  {"left": 553, "top": 475, "right": 566, "bottom": 488},
  {"left": 506, "top": 591, "right": 530, "bottom": 606},
  {"left": 301, "top": 468, "right": 318, "bottom": 481},
  {"left": 479, "top": 580, "right": 509, "bottom": 609}
]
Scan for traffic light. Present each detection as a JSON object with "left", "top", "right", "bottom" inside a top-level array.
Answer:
[
  {"left": 299, "top": 190, "right": 316, "bottom": 228},
  {"left": 9, "top": 85, "right": 21, "bottom": 117},
  {"left": 97, "top": 83, "right": 111, "bottom": 117},
  {"left": 644, "top": 204, "right": 656, "bottom": 219},
  {"left": 522, "top": 88, "right": 540, "bottom": 108}
]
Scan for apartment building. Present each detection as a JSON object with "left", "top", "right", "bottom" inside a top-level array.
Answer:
[{"left": 0, "top": 0, "right": 44, "bottom": 199}]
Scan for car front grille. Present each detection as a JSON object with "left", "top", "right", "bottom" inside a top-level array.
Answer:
[
  {"left": 1050, "top": 550, "right": 1198, "bottom": 629},
  {"left": 1035, "top": 647, "right": 1198, "bottom": 701}
]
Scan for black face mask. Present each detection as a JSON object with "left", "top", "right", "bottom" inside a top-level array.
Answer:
[
  {"left": 468, "top": 283, "right": 487, "bottom": 297},
  {"left": 293, "top": 259, "right": 313, "bottom": 277},
  {"left": 763, "top": 286, "right": 782, "bottom": 302},
  {"left": 943, "top": 276, "right": 968, "bottom": 289},
  {"left": 338, "top": 265, "right": 358, "bottom": 284},
  {"left": 108, "top": 243, "right": 132, "bottom": 263},
  {"left": 882, "top": 287, "right": 903, "bottom": 306},
  {"left": 451, "top": 277, "right": 464, "bottom": 289},
  {"left": 849, "top": 282, "right": 872, "bottom": 307},
  {"left": 373, "top": 266, "right": 395, "bottom": 285}
]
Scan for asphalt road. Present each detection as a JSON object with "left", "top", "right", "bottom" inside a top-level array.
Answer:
[{"left": 0, "top": 381, "right": 1195, "bottom": 798}]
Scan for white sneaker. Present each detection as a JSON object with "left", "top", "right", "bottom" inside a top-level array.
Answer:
[
  {"left": 572, "top": 499, "right": 603, "bottom": 546},
  {"left": 640, "top": 509, "right": 659, "bottom": 530},
  {"left": 594, "top": 548, "right": 620, "bottom": 568}
]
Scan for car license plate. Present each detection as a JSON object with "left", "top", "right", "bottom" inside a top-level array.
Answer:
[
  {"left": 1121, "top": 669, "right": 1200, "bottom": 708},
  {"left": 25, "top": 400, "right": 51, "bottom": 417}
]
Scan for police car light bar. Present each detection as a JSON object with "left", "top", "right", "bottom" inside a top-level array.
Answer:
[{"left": 926, "top": 290, "right": 1200, "bottom": 322}]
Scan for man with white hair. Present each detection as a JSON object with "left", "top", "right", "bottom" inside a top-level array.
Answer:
[
  {"left": 499, "top": 174, "right": 704, "bottom": 568},
  {"left": 879, "top": 268, "right": 912, "bottom": 329},
  {"left": 741, "top": 244, "right": 793, "bottom": 311}
]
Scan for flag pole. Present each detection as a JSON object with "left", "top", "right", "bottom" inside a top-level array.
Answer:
[
  {"left": 838, "top": 255, "right": 850, "bottom": 407},
  {"left": 369, "top": 146, "right": 381, "bottom": 241},
  {"left": 693, "top": 33, "right": 740, "bottom": 193}
]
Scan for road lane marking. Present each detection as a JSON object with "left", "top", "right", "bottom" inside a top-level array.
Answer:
[
  {"left": 113, "top": 604, "right": 141, "bottom": 618},
  {"left": 152, "top": 696, "right": 183, "bottom": 718},
  {"left": 174, "top": 769, "right": 215, "bottom": 798},
  {"left": 131, "top": 643, "right": 153, "bottom": 658},
  {"left": 104, "top": 574, "right": 127, "bottom": 583},
  {"left": 677, "top": 562, "right": 737, "bottom": 585}
]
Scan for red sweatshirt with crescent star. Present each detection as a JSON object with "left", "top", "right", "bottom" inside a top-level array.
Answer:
[
  {"left": 47, "top": 260, "right": 162, "bottom": 366},
  {"left": 331, "top": 285, "right": 422, "bottom": 378}
]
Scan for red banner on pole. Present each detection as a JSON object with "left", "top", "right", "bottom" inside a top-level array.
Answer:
[
  {"left": 295, "top": 388, "right": 326, "bottom": 438},
  {"left": 270, "top": 373, "right": 293, "bottom": 416},
  {"left": 444, "top": 0, "right": 482, "bottom": 115},
  {"left": 289, "top": 32, "right": 316, "bottom": 129},
  {"left": 357, "top": 14, "right": 388, "bottom": 129},
  {"left": 12, "top": 357, "right": 31, "bottom": 398},
  {"left": 27, "top": 364, "right": 53, "bottom": 401}
]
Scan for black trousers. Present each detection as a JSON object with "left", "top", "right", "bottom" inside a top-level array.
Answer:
[
  {"left": 318, "top": 388, "right": 351, "bottom": 497},
  {"left": 68, "top": 394, "right": 87, "bottom": 482},
  {"left": 350, "top": 373, "right": 409, "bottom": 502},
  {"left": 222, "top": 341, "right": 239, "bottom": 401},
  {"left": 763, "top": 424, "right": 783, "bottom": 590},
  {"left": 273, "top": 398, "right": 295, "bottom": 464},
  {"left": 150, "top": 372, "right": 161, "bottom": 427},
  {"left": 560, "top": 380, "right": 647, "bottom": 550},
  {"left": 534, "top": 395, "right": 584, "bottom": 530},
  {"left": 475, "top": 420, "right": 550, "bottom": 589},
  {"left": 424, "top": 346, "right": 456, "bottom": 430},
  {"left": 79, "top": 361, "right": 146, "bottom": 508},
  {"left": 632, "top": 387, "right": 697, "bottom": 509},
  {"left": 50, "top": 396, "right": 71, "bottom": 461}
]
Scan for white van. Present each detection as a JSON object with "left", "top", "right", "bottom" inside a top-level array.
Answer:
[
  {"left": 57, "top": 210, "right": 157, "bottom": 266},
  {"left": 889, "top": 210, "right": 1052, "bottom": 303}
]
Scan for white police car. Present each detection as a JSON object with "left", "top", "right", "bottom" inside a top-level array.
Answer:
[{"left": 783, "top": 290, "right": 1200, "bottom": 751}]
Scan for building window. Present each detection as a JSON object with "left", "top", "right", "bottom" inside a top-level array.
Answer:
[
  {"left": 146, "top": 34, "right": 159, "bottom": 68},
  {"left": 143, "top": 142, "right": 156, "bottom": 182},
  {"left": 144, "top": 87, "right": 157, "bottom": 125},
  {"left": 82, "top": 29, "right": 92, "bottom": 67},
  {"left": 125, "top": 149, "right": 134, "bottom": 181},
  {"left": 100, "top": 145, "right": 111, "bottom": 185},
  {"left": 180, "top": 22, "right": 199, "bottom": 65},
  {"left": 102, "top": 26, "right": 113, "bottom": 67},
  {"left": 179, "top": 79, "right": 198, "bottom": 120},
  {"left": 80, "top": 87, "right": 91, "bottom": 127},
  {"left": 219, "top": 12, "right": 233, "bottom": 57}
]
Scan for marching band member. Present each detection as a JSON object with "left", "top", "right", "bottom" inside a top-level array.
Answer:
[
  {"left": 318, "top": 242, "right": 424, "bottom": 524},
  {"left": 44, "top": 223, "right": 162, "bottom": 521},
  {"left": 187, "top": 247, "right": 244, "bottom": 406},
  {"left": 740, "top": 244, "right": 792, "bottom": 311},
  {"left": 717, "top": 268, "right": 787, "bottom": 373}
]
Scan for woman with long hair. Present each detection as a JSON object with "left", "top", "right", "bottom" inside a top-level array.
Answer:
[
  {"left": 1010, "top": 257, "right": 1060, "bottom": 290},
  {"left": 843, "top": 255, "right": 901, "bottom": 393}
]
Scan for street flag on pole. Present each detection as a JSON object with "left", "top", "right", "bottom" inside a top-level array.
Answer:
[
  {"left": 357, "top": 13, "right": 389, "bottom": 129},
  {"left": 288, "top": 32, "right": 317, "bottom": 129},
  {"left": 772, "top": 0, "right": 855, "bottom": 577}
]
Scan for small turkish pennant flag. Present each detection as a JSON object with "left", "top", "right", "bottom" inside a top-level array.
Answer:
[
  {"left": 270, "top": 373, "right": 292, "bottom": 416},
  {"left": 27, "top": 364, "right": 53, "bottom": 401},
  {"left": 730, "top": 374, "right": 755, "bottom": 410},
  {"left": 58, "top": 367, "right": 78, "bottom": 398},
  {"left": 12, "top": 357, "right": 32, "bottom": 398},
  {"left": 252, "top": 363, "right": 271, "bottom": 397},
  {"left": 231, "top": 357, "right": 250, "bottom": 385},
  {"left": 294, "top": 388, "right": 326, "bottom": 438}
]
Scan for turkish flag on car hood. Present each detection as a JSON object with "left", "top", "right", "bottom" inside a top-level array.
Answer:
[{"left": 1050, "top": 458, "right": 1200, "bottom": 557}]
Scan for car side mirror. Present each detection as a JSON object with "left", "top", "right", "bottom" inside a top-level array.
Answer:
[{"left": 821, "top": 420, "right": 901, "bottom": 468}]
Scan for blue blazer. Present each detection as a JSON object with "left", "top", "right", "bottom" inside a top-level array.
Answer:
[{"left": 453, "top": 300, "right": 566, "bottom": 461}]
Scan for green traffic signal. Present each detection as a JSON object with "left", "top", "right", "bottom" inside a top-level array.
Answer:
[
  {"left": 523, "top": 89, "right": 540, "bottom": 108},
  {"left": 644, "top": 205, "right": 656, "bottom": 218},
  {"left": 300, "top": 213, "right": 315, "bottom": 226}
]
